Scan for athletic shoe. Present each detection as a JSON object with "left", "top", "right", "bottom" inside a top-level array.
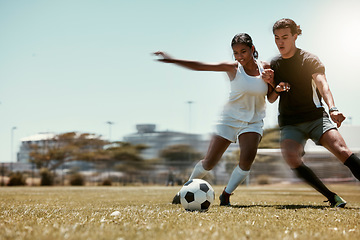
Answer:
[
  {"left": 326, "top": 194, "right": 347, "bottom": 208},
  {"left": 219, "top": 188, "right": 232, "bottom": 206},
  {"left": 172, "top": 192, "right": 181, "bottom": 204}
]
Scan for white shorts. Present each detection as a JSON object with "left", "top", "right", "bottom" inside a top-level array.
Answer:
[{"left": 215, "top": 120, "right": 264, "bottom": 143}]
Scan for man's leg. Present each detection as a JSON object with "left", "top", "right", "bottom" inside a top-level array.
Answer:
[
  {"left": 319, "top": 129, "right": 360, "bottom": 181},
  {"left": 281, "top": 139, "right": 343, "bottom": 204}
]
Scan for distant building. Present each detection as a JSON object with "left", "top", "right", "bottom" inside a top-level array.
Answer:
[
  {"left": 17, "top": 132, "right": 101, "bottom": 166},
  {"left": 123, "top": 124, "right": 211, "bottom": 159},
  {"left": 122, "top": 124, "right": 239, "bottom": 184},
  {"left": 18, "top": 132, "right": 56, "bottom": 163}
]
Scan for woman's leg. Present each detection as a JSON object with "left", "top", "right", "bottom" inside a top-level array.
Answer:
[
  {"left": 220, "top": 132, "right": 261, "bottom": 205},
  {"left": 189, "top": 134, "right": 231, "bottom": 180},
  {"left": 225, "top": 132, "right": 261, "bottom": 193},
  {"left": 173, "top": 134, "right": 230, "bottom": 204}
]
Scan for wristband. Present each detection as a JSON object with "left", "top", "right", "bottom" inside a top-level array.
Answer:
[{"left": 329, "top": 107, "right": 339, "bottom": 113}]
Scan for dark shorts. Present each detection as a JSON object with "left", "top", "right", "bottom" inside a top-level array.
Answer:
[{"left": 280, "top": 116, "right": 337, "bottom": 146}]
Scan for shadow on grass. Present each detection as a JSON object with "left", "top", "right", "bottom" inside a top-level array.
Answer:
[{"left": 227, "top": 204, "right": 359, "bottom": 210}]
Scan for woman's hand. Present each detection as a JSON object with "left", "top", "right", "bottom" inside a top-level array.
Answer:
[
  {"left": 262, "top": 69, "right": 275, "bottom": 88},
  {"left": 153, "top": 51, "right": 173, "bottom": 62}
]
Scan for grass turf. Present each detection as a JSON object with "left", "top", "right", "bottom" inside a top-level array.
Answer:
[{"left": 0, "top": 184, "right": 359, "bottom": 240}]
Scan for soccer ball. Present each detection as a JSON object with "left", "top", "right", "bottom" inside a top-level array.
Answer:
[{"left": 179, "top": 179, "right": 215, "bottom": 211}]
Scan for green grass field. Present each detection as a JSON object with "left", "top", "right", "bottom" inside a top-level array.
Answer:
[{"left": 0, "top": 184, "right": 359, "bottom": 240}]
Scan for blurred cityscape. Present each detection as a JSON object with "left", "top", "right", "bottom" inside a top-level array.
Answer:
[{"left": 1, "top": 124, "right": 360, "bottom": 187}]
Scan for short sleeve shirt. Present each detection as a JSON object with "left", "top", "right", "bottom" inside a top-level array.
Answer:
[{"left": 271, "top": 49, "right": 326, "bottom": 127}]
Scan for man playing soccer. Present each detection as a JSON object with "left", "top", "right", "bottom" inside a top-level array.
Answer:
[{"left": 263, "top": 18, "right": 360, "bottom": 207}]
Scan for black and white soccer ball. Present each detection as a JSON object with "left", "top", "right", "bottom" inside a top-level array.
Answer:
[{"left": 179, "top": 179, "right": 215, "bottom": 212}]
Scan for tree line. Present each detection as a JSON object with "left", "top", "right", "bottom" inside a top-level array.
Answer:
[{"left": 2, "top": 128, "right": 280, "bottom": 186}]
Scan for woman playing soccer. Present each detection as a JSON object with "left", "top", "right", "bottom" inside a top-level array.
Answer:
[{"left": 154, "top": 33, "right": 274, "bottom": 206}]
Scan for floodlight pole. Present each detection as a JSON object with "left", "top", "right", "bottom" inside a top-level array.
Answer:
[
  {"left": 10, "top": 126, "right": 17, "bottom": 172},
  {"left": 106, "top": 121, "right": 114, "bottom": 142},
  {"left": 187, "top": 101, "right": 194, "bottom": 134},
  {"left": 187, "top": 101, "right": 194, "bottom": 162}
]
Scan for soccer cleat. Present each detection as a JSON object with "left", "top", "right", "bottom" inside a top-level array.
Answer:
[
  {"left": 219, "top": 188, "right": 232, "bottom": 206},
  {"left": 172, "top": 192, "right": 181, "bottom": 204},
  {"left": 326, "top": 194, "right": 347, "bottom": 208}
]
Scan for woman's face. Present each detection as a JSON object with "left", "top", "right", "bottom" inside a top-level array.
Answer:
[{"left": 232, "top": 43, "right": 253, "bottom": 66}]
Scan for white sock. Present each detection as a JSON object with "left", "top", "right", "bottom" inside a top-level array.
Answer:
[
  {"left": 189, "top": 161, "right": 209, "bottom": 180},
  {"left": 224, "top": 165, "right": 250, "bottom": 194}
]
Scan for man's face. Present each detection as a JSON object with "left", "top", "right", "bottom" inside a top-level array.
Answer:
[{"left": 274, "top": 27, "right": 297, "bottom": 58}]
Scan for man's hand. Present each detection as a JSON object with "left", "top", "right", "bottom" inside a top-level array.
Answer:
[
  {"left": 330, "top": 111, "right": 346, "bottom": 128},
  {"left": 275, "top": 82, "right": 291, "bottom": 93}
]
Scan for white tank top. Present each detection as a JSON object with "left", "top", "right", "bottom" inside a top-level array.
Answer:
[{"left": 219, "top": 60, "right": 268, "bottom": 124}]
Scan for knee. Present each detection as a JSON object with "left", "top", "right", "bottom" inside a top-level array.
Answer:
[
  {"left": 239, "top": 152, "right": 257, "bottom": 171},
  {"left": 202, "top": 158, "right": 216, "bottom": 171},
  {"left": 338, "top": 146, "right": 351, "bottom": 157},
  {"left": 334, "top": 144, "right": 352, "bottom": 161},
  {"left": 282, "top": 147, "right": 301, "bottom": 159},
  {"left": 280, "top": 140, "right": 304, "bottom": 168},
  {"left": 238, "top": 161, "right": 252, "bottom": 171},
  {"left": 240, "top": 150, "right": 257, "bottom": 162},
  {"left": 281, "top": 149, "right": 303, "bottom": 168}
]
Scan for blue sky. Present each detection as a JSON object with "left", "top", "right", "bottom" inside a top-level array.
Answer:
[{"left": 1, "top": 0, "right": 360, "bottom": 162}]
